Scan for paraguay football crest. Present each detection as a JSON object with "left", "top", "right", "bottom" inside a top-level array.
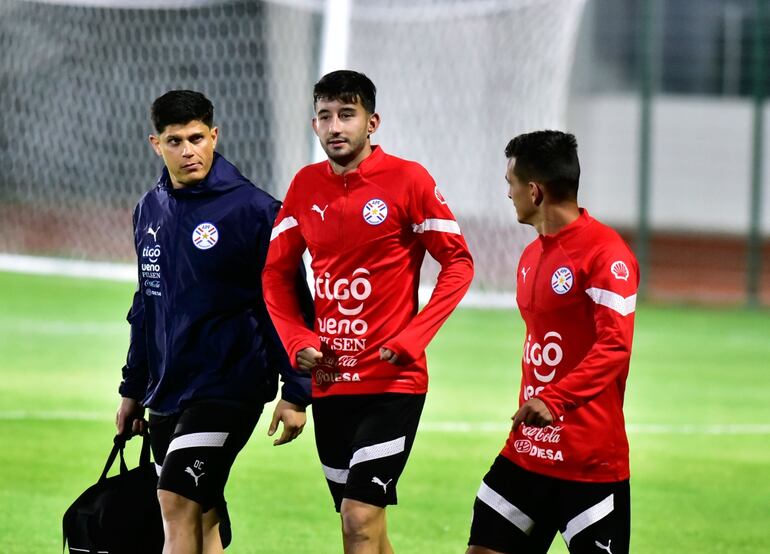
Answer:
[
  {"left": 192, "top": 222, "right": 218, "bottom": 250},
  {"left": 362, "top": 198, "right": 388, "bottom": 225},
  {"left": 551, "top": 267, "right": 573, "bottom": 295}
]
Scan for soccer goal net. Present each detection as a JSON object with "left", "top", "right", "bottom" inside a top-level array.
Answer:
[{"left": 0, "top": 0, "right": 586, "bottom": 305}]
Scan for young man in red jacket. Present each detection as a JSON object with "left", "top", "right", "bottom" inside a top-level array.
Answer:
[
  {"left": 467, "top": 131, "right": 639, "bottom": 554},
  {"left": 263, "top": 70, "right": 474, "bottom": 553}
]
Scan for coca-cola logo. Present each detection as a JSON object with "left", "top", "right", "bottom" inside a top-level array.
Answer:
[{"left": 521, "top": 425, "right": 562, "bottom": 444}]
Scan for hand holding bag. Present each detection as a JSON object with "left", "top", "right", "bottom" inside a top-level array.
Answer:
[{"left": 62, "top": 432, "right": 164, "bottom": 553}]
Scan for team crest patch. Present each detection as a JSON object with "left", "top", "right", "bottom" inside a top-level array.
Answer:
[
  {"left": 551, "top": 267, "right": 573, "bottom": 295},
  {"left": 611, "top": 260, "right": 630, "bottom": 281},
  {"left": 362, "top": 199, "right": 388, "bottom": 225},
  {"left": 192, "top": 222, "right": 218, "bottom": 250}
]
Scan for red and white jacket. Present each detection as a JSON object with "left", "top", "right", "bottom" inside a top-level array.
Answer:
[
  {"left": 263, "top": 146, "right": 474, "bottom": 397},
  {"left": 501, "top": 209, "right": 639, "bottom": 482}
]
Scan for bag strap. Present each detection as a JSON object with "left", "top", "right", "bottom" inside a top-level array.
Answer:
[
  {"left": 139, "top": 430, "right": 152, "bottom": 466},
  {"left": 99, "top": 435, "right": 128, "bottom": 483}
]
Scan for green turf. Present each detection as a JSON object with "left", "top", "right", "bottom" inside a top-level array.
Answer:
[{"left": 1, "top": 271, "right": 769, "bottom": 553}]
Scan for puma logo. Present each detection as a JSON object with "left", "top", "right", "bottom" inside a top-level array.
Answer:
[
  {"left": 371, "top": 476, "right": 393, "bottom": 493},
  {"left": 185, "top": 467, "right": 205, "bottom": 487},
  {"left": 147, "top": 225, "right": 160, "bottom": 242},
  {"left": 521, "top": 266, "right": 530, "bottom": 283},
  {"left": 311, "top": 204, "right": 328, "bottom": 221},
  {"left": 595, "top": 539, "right": 612, "bottom": 554}
]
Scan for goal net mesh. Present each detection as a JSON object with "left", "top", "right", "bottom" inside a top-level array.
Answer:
[{"left": 0, "top": 0, "right": 585, "bottom": 302}]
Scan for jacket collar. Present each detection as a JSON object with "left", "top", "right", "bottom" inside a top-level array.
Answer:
[
  {"left": 538, "top": 208, "right": 593, "bottom": 247},
  {"left": 323, "top": 144, "right": 386, "bottom": 179}
]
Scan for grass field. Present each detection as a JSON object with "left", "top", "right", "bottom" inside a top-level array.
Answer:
[{"left": 1, "top": 271, "right": 769, "bottom": 553}]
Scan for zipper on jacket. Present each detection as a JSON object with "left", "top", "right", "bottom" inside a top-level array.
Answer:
[
  {"left": 339, "top": 175, "right": 349, "bottom": 246},
  {"left": 530, "top": 245, "right": 543, "bottom": 310},
  {"left": 165, "top": 194, "right": 181, "bottom": 369}
]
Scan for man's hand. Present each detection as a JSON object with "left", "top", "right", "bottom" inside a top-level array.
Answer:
[
  {"left": 511, "top": 397, "right": 553, "bottom": 430},
  {"left": 296, "top": 347, "right": 323, "bottom": 371},
  {"left": 379, "top": 347, "right": 399, "bottom": 365},
  {"left": 115, "top": 397, "right": 146, "bottom": 437},
  {"left": 268, "top": 399, "right": 307, "bottom": 446}
]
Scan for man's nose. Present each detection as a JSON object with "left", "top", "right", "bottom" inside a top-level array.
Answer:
[
  {"left": 181, "top": 142, "right": 194, "bottom": 156},
  {"left": 329, "top": 116, "right": 341, "bottom": 134}
]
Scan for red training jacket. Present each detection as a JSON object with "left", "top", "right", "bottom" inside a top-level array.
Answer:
[
  {"left": 263, "top": 146, "right": 474, "bottom": 397},
  {"left": 501, "top": 209, "right": 639, "bottom": 482}
]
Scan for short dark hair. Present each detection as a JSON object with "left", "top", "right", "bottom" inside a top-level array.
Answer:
[
  {"left": 150, "top": 90, "right": 214, "bottom": 134},
  {"left": 505, "top": 130, "right": 580, "bottom": 201},
  {"left": 313, "top": 70, "right": 376, "bottom": 114}
]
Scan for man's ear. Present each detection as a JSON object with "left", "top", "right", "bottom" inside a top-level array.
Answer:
[
  {"left": 367, "top": 112, "right": 381, "bottom": 137},
  {"left": 311, "top": 117, "right": 320, "bottom": 137},
  {"left": 529, "top": 181, "right": 544, "bottom": 206},
  {"left": 210, "top": 126, "right": 219, "bottom": 149},
  {"left": 148, "top": 134, "right": 162, "bottom": 157}
]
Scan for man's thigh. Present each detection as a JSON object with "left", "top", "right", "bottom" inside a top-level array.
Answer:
[
  {"left": 313, "top": 393, "right": 425, "bottom": 512},
  {"left": 149, "top": 400, "right": 261, "bottom": 512},
  {"left": 557, "top": 479, "right": 630, "bottom": 554},
  {"left": 468, "top": 455, "right": 558, "bottom": 554}
]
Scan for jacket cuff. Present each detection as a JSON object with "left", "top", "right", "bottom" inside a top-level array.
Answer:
[
  {"left": 381, "top": 338, "right": 419, "bottom": 365},
  {"left": 280, "top": 379, "right": 312, "bottom": 407},
  {"left": 118, "top": 381, "right": 146, "bottom": 402}
]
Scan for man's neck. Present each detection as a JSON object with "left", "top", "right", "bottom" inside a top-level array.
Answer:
[
  {"left": 329, "top": 143, "right": 373, "bottom": 176},
  {"left": 535, "top": 203, "right": 580, "bottom": 236}
]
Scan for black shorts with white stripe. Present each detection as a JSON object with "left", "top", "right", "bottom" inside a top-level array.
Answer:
[
  {"left": 468, "top": 455, "right": 630, "bottom": 554},
  {"left": 148, "top": 400, "right": 261, "bottom": 517},
  {"left": 313, "top": 393, "right": 425, "bottom": 512}
]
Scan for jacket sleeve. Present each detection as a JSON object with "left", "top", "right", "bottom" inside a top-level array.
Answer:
[
  {"left": 118, "top": 208, "right": 150, "bottom": 401},
  {"left": 262, "top": 181, "right": 321, "bottom": 368},
  {"left": 537, "top": 243, "right": 639, "bottom": 419},
  {"left": 382, "top": 168, "right": 474, "bottom": 364},
  {"left": 258, "top": 198, "right": 313, "bottom": 406}
]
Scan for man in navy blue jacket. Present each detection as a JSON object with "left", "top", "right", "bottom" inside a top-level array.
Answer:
[{"left": 115, "top": 90, "right": 312, "bottom": 553}]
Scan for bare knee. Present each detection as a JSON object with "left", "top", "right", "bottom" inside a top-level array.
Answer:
[{"left": 340, "top": 499, "right": 384, "bottom": 543}]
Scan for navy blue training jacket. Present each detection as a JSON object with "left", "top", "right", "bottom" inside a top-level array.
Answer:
[{"left": 119, "top": 153, "right": 312, "bottom": 414}]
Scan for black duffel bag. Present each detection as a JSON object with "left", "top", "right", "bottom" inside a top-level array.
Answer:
[{"left": 63, "top": 432, "right": 164, "bottom": 553}]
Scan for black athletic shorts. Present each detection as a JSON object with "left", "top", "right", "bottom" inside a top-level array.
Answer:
[
  {"left": 313, "top": 393, "right": 425, "bottom": 512},
  {"left": 148, "top": 399, "right": 261, "bottom": 538},
  {"left": 468, "top": 455, "right": 630, "bottom": 554}
]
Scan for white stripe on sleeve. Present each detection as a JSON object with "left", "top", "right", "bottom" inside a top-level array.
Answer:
[
  {"left": 270, "top": 216, "right": 298, "bottom": 241},
  {"left": 585, "top": 288, "right": 637, "bottom": 316},
  {"left": 411, "top": 218, "right": 461, "bottom": 235},
  {"left": 476, "top": 481, "right": 535, "bottom": 535}
]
